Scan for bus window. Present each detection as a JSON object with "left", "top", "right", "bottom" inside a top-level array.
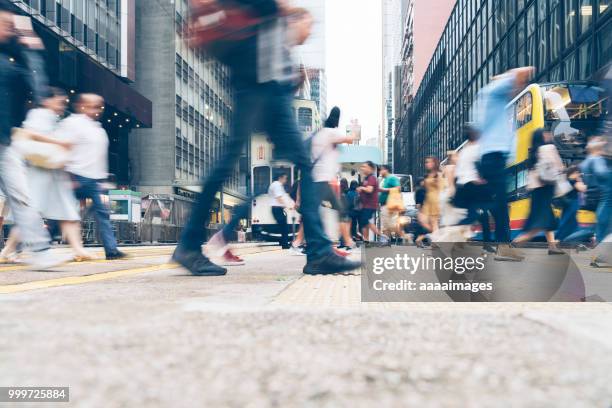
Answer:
[
  {"left": 298, "top": 108, "right": 313, "bottom": 133},
  {"left": 253, "top": 166, "right": 271, "bottom": 196},
  {"left": 517, "top": 169, "right": 529, "bottom": 189},
  {"left": 515, "top": 92, "right": 533, "bottom": 128},
  {"left": 272, "top": 167, "right": 292, "bottom": 184}
]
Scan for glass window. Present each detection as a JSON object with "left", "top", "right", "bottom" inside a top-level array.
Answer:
[
  {"left": 516, "top": 92, "right": 533, "bottom": 128},
  {"left": 564, "top": 53, "right": 577, "bottom": 80},
  {"left": 537, "top": 0, "right": 547, "bottom": 22},
  {"left": 601, "top": 0, "right": 611, "bottom": 16},
  {"left": 596, "top": 20, "right": 612, "bottom": 70},
  {"left": 538, "top": 25, "right": 547, "bottom": 71},
  {"left": 252, "top": 166, "right": 270, "bottom": 195},
  {"left": 550, "top": 2, "right": 562, "bottom": 61},
  {"left": 580, "top": 0, "right": 592, "bottom": 35},
  {"left": 565, "top": 0, "right": 576, "bottom": 46},
  {"left": 578, "top": 40, "right": 592, "bottom": 79}
]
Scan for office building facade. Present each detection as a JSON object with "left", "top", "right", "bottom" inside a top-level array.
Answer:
[
  {"left": 9, "top": 0, "right": 152, "bottom": 185},
  {"left": 406, "top": 0, "right": 612, "bottom": 176},
  {"left": 130, "top": 0, "right": 244, "bottom": 225},
  {"left": 393, "top": 0, "right": 454, "bottom": 175},
  {"left": 293, "top": 0, "right": 327, "bottom": 117},
  {"left": 382, "top": 0, "right": 404, "bottom": 167}
]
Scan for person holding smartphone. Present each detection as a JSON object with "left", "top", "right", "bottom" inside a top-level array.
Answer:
[{"left": 0, "top": 6, "right": 71, "bottom": 269}]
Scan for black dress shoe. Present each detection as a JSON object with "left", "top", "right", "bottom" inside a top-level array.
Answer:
[
  {"left": 172, "top": 247, "right": 227, "bottom": 276},
  {"left": 106, "top": 250, "right": 129, "bottom": 260},
  {"left": 303, "top": 254, "right": 362, "bottom": 275}
]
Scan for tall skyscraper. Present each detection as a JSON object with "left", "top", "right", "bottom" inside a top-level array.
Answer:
[
  {"left": 293, "top": 0, "right": 327, "bottom": 117},
  {"left": 382, "top": 0, "right": 404, "bottom": 167},
  {"left": 130, "top": 0, "right": 244, "bottom": 225}
]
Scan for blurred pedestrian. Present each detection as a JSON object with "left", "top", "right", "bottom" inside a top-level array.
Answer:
[
  {"left": 513, "top": 129, "right": 565, "bottom": 255},
  {"left": 474, "top": 67, "right": 534, "bottom": 261},
  {"left": 421, "top": 156, "right": 443, "bottom": 234},
  {"left": 59, "top": 94, "right": 127, "bottom": 261},
  {"left": 338, "top": 178, "right": 353, "bottom": 248},
  {"left": 2, "top": 88, "right": 95, "bottom": 262},
  {"left": 556, "top": 166, "right": 586, "bottom": 241},
  {"left": 580, "top": 136, "right": 610, "bottom": 243},
  {"left": 0, "top": 7, "right": 71, "bottom": 269},
  {"left": 452, "top": 125, "right": 495, "bottom": 250},
  {"left": 310, "top": 106, "right": 356, "bottom": 249},
  {"left": 356, "top": 161, "right": 385, "bottom": 243},
  {"left": 378, "top": 165, "right": 401, "bottom": 241},
  {"left": 177, "top": 1, "right": 360, "bottom": 275},
  {"left": 346, "top": 180, "right": 361, "bottom": 241},
  {"left": 268, "top": 173, "right": 293, "bottom": 249}
]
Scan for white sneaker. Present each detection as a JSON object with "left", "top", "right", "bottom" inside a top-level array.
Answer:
[
  {"left": 28, "top": 250, "right": 74, "bottom": 270},
  {"left": 290, "top": 245, "right": 306, "bottom": 256}
]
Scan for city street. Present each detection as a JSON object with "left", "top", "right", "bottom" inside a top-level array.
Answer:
[{"left": 1, "top": 245, "right": 612, "bottom": 407}]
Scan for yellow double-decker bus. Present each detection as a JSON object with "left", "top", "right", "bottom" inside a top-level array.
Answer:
[{"left": 505, "top": 81, "right": 608, "bottom": 236}]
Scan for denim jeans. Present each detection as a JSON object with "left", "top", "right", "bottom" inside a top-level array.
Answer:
[
  {"left": 179, "top": 82, "right": 332, "bottom": 261},
  {"left": 479, "top": 152, "right": 511, "bottom": 243},
  {"left": 556, "top": 199, "right": 579, "bottom": 241},
  {"left": 596, "top": 194, "right": 611, "bottom": 243},
  {"left": 72, "top": 175, "right": 118, "bottom": 255},
  {"left": 0, "top": 145, "right": 51, "bottom": 251}
]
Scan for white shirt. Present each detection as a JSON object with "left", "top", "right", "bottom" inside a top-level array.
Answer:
[
  {"left": 268, "top": 181, "right": 287, "bottom": 207},
  {"left": 311, "top": 127, "right": 345, "bottom": 182},
  {"left": 455, "top": 142, "right": 481, "bottom": 186},
  {"left": 57, "top": 114, "right": 109, "bottom": 180},
  {"left": 23, "top": 108, "right": 59, "bottom": 134}
]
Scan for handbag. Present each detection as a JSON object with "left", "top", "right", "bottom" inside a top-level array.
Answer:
[
  {"left": 10, "top": 128, "right": 69, "bottom": 170},
  {"left": 536, "top": 159, "right": 558, "bottom": 185},
  {"left": 386, "top": 187, "right": 404, "bottom": 213},
  {"left": 554, "top": 176, "right": 573, "bottom": 198}
]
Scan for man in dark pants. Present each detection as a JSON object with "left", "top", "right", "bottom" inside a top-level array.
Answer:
[
  {"left": 269, "top": 173, "right": 291, "bottom": 249},
  {"left": 173, "top": 1, "right": 361, "bottom": 276},
  {"left": 474, "top": 67, "right": 534, "bottom": 261}
]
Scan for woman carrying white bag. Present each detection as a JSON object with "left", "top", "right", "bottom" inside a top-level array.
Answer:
[
  {"left": 3, "top": 88, "right": 94, "bottom": 262},
  {"left": 512, "top": 129, "right": 567, "bottom": 255}
]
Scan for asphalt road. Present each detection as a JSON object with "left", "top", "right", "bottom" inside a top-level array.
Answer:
[{"left": 1, "top": 246, "right": 612, "bottom": 407}]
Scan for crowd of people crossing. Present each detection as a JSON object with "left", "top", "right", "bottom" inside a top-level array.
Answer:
[{"left": 1, "top": 0, "right": 610, "bottom": 276}]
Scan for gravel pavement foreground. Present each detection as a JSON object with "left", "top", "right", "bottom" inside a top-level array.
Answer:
[{"left": 0, "top": 249, "right": 611, "bottom": 407}]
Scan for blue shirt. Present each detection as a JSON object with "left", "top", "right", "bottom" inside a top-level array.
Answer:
[
  {"left": 474, "top": 73, "right": 517, "bottom": 161},
  {"left": 580, "top": 155, "right": 611, "bottom": 198}
]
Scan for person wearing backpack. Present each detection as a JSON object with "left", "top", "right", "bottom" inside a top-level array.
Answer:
[
  {"left": 512, "top": 129, "right": 565, "bottom": 255},
  {"left": 580, "top": 137, "right": 610, "bottom": 244}
]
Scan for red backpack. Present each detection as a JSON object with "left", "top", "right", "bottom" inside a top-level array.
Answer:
[{"left": 186, "top": 0, "right": 265, "bottom": 59}]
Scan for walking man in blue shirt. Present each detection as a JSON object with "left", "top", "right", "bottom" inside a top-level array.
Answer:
[{"left": 473, "top": 67, "right": 534, "bottom": 261}]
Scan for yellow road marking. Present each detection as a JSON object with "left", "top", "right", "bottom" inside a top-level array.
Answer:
[
  {"left": 0, "top": 263, "right": 177, "bottom": 294},
  {"left": 0, "top": 253, "right": 172, "bottom": 273},
  {"left": 0, "top": 246, "right": 283, "bottom": 294}
]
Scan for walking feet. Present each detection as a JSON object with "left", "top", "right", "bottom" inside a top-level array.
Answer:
[
  {"left": 303, "top": 253, "right": 362, "bottom": 275},
  {"left": 172, "top": 246, "right": 227, "bottom": 277},
  {"left": 494, "top": 245, "right": 525, "bottom": 262},
  {"left": 106, "top": 250, "right": 129, "bottom": 261}
]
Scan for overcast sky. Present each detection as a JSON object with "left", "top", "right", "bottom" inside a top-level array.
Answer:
[{"left": 325, "top": 0, "right": 382, "bottom": 142}]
